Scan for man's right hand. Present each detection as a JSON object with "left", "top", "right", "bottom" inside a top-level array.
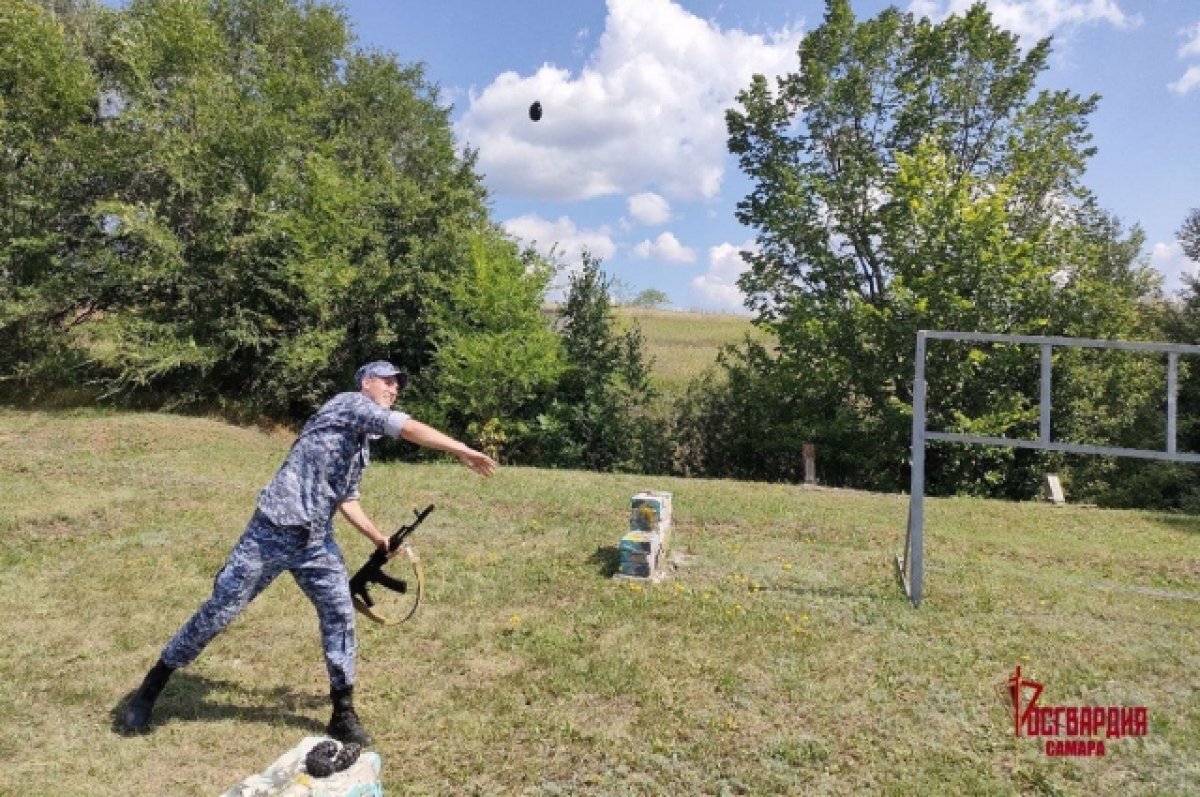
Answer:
[
  {"left": 376, "top": 536, "right": 403, "bottom": 560},
  {"left": 458, "top": 448, "right": 498, "bottom": 477}
]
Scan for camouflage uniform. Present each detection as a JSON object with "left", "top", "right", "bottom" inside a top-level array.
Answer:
[{"left": 161, "top": 392, "right": 409, "bottom": 690}]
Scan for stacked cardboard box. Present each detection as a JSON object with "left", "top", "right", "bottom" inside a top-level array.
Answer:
[{"left": 617, "top": 491, "right": 673, "bottom": 580}]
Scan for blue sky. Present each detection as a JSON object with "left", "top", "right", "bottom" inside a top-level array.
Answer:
[
  {"left": 101, "top": 0, "right": 1200, "bottom": 312},
  {"left": 327, "top": 0, "right": 1197, "bottom": 313}
]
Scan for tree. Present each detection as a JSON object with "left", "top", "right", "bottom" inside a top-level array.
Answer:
[
  {"left": 415, "top": 230, "right": 564, "bottom": 463},
  {"left": 538, "top": 254, "right": 660, "bottom": 472},
  {"left": 1139, "top": 208, "right": 1200, "bottom": 509},
  {"left": 629, "top": 288, "right": 669, "bottom": 309},
  {"left": 718, "top": 0, "right": 1157, "bottom": 496},
  {"left": 1180, "top": 208, "right": 1200, "bottom": 263},
  {"left": 0, "top": 0, "right": 99, "bottom": 380},
  {"left": 1, "top": 0, "right": 491, "bottom": 421}
]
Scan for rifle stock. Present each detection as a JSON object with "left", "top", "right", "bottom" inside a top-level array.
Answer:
[{"left": 349, "top": 503, "right": 435, "bottom": 610}]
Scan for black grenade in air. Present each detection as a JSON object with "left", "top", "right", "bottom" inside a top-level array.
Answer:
[{"left": 529, "top": 100, "right": 543, "bottom": 122}]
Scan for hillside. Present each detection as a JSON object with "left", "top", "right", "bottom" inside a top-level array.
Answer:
[
  {"left": 0, "top": 408, "right": 1197, "bottom": 795},
  {"left": 612, "top": 306, "right": 768, "bottom": 393}
]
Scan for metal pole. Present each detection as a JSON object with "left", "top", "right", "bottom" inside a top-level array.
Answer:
[
  {"left": 905, "top": 331, "right": 928, "bottom": 607},
  {"left": 1168, "top": 352, "right": 1178, "bottom": 454},
  {"left": 1040, "top": 344, "right": 1052, "bottom": 445}
]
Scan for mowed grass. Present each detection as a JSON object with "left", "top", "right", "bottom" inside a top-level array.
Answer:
[
  {"left": 1, "top": 408, "right": 1198, "bottom": 796},
  {"left": 612, "top": 307, "right": 768, "bottom": 393}
]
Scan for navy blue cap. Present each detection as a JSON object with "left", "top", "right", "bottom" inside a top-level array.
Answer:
[{"left": 355, "top": 360, "right": 403, "bottom": 388}]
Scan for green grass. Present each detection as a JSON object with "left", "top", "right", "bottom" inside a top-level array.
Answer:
[
  {"left": 613, "top": 306, "right": 767, "bottom": 394},
  {"left": 1, "top": 408, "right": 1198, "bottom": 795}
]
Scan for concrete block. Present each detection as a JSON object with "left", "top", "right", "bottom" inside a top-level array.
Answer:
[
  {"left": 616, "top": 491, "right": 675, "bottom": 581},
  {"left": 630, "top": 491, "right": 673, "bottom": 533},
  {"left": 1043, "top": 473, "right": 1065, "bottom": 505}
]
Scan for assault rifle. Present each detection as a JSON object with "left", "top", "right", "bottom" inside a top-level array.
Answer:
[{"left": 349, "top": 503, "right": 434, "bottom": 624}]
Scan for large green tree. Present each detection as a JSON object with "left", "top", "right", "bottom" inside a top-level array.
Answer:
[
  {"left": 415, "top": 231, "right": 564, "bottom": 463},
  {"left": 0, "top": 0, "right": 506, "bottom": 423},
  {"left": 717, "top": 0, "right": 1158, "bottom": 496},
  {"left": 0, "top": 0, "right": 98, "bottom": 379}
]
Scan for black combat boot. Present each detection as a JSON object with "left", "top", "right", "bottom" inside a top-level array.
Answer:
[
  {"left": 326, "top": 685, "right": 373, "bottom": 746},
  {"left": 122, "top": 659, "right": 175, "bottom": 733}
]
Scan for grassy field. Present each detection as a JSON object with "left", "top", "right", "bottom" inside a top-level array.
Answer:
[
  {"left": 1, "top": 408, "right": 1198, "bottom": 796},
  {"left": 613, "top": 306, "right": 766, "bottom": 393}
]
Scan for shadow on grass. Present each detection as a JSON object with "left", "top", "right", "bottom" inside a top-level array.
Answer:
[
  {"left": 589, "top": 545, "right": 621, "bottom": 578},
  {"left": 110, "top": 671, "right": 327, "bottom": 737},
  {"left": 1151, "top": 513, "right": 1200, "bottom": 535}
]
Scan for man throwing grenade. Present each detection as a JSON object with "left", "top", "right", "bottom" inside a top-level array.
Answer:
[{"left": 122, "top": 361, "right": 497, "bottom": 744}]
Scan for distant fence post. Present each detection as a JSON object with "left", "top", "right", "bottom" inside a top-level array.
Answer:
[{"left": 803, "top": 443, "right": 817, "bottom": 485}]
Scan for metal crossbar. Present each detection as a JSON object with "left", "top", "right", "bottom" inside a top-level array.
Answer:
[{"left": 897, "top": 330, "right": 1200, "bottom": 607}]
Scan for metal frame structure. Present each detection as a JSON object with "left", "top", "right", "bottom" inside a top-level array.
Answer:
[{"left": 897, "top": 330, "right": 1200, "bottom": 607}]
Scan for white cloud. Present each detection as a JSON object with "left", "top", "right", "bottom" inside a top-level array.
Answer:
[
  {"left": 502, "top": 213, "right": 619, "bottom": 302},
  {"left": 573, "top": 26, "right": 592, "bottom": 59},
  {"left": 627, "top": 192, "right": 671, "bottom": 225},
  {"left": 502, "top": 213, "right": 617, "bottom": 263},
  {"left": 1172, "top": 22, "right": 1200, "bottom": 94},
  {"left": 1180, "top": 22, "right": 1200, "bottom": 59},
  {"left": 908, "top": 0, "right": 1140, "bottom": 43},
  {"left": 1151, "top": 241, "right": 1199, "bottom": 296},
  {"left": 1170, "top": 65, "right": 1200, "bottom": 96},
  {"left": 632, "top": 231, "right": 696, "bottom": 263},
  {"left": 457, "top": 0, "right": 802, "bottom": 202},
  {"left": 690, "top": 240, "right": 755, "bottom": 312}
]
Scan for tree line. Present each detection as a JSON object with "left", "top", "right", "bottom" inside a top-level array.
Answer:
[
  {"left": 4, "top": 0, "right": 1200, "bottom": 508},
  {"left": 0, "top": 0, "right": 660, "bottom": 474}
]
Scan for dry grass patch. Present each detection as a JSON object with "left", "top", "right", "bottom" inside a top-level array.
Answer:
[{"left": 611, "top": 306, "right": 770, "bottom": 394}]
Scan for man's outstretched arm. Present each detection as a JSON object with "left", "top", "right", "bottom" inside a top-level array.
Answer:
[{"left": 399, "top": 419, "right": 498, "bottom": 477}]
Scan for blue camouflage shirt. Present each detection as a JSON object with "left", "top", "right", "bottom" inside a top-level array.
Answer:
[{"left": 256, "top": 392, "right": 409, "bottom": 535}]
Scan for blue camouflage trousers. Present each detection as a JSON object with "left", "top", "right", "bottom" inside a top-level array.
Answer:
[{"left": 161, "top": 510, "right": 357, "bottom": 690}]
